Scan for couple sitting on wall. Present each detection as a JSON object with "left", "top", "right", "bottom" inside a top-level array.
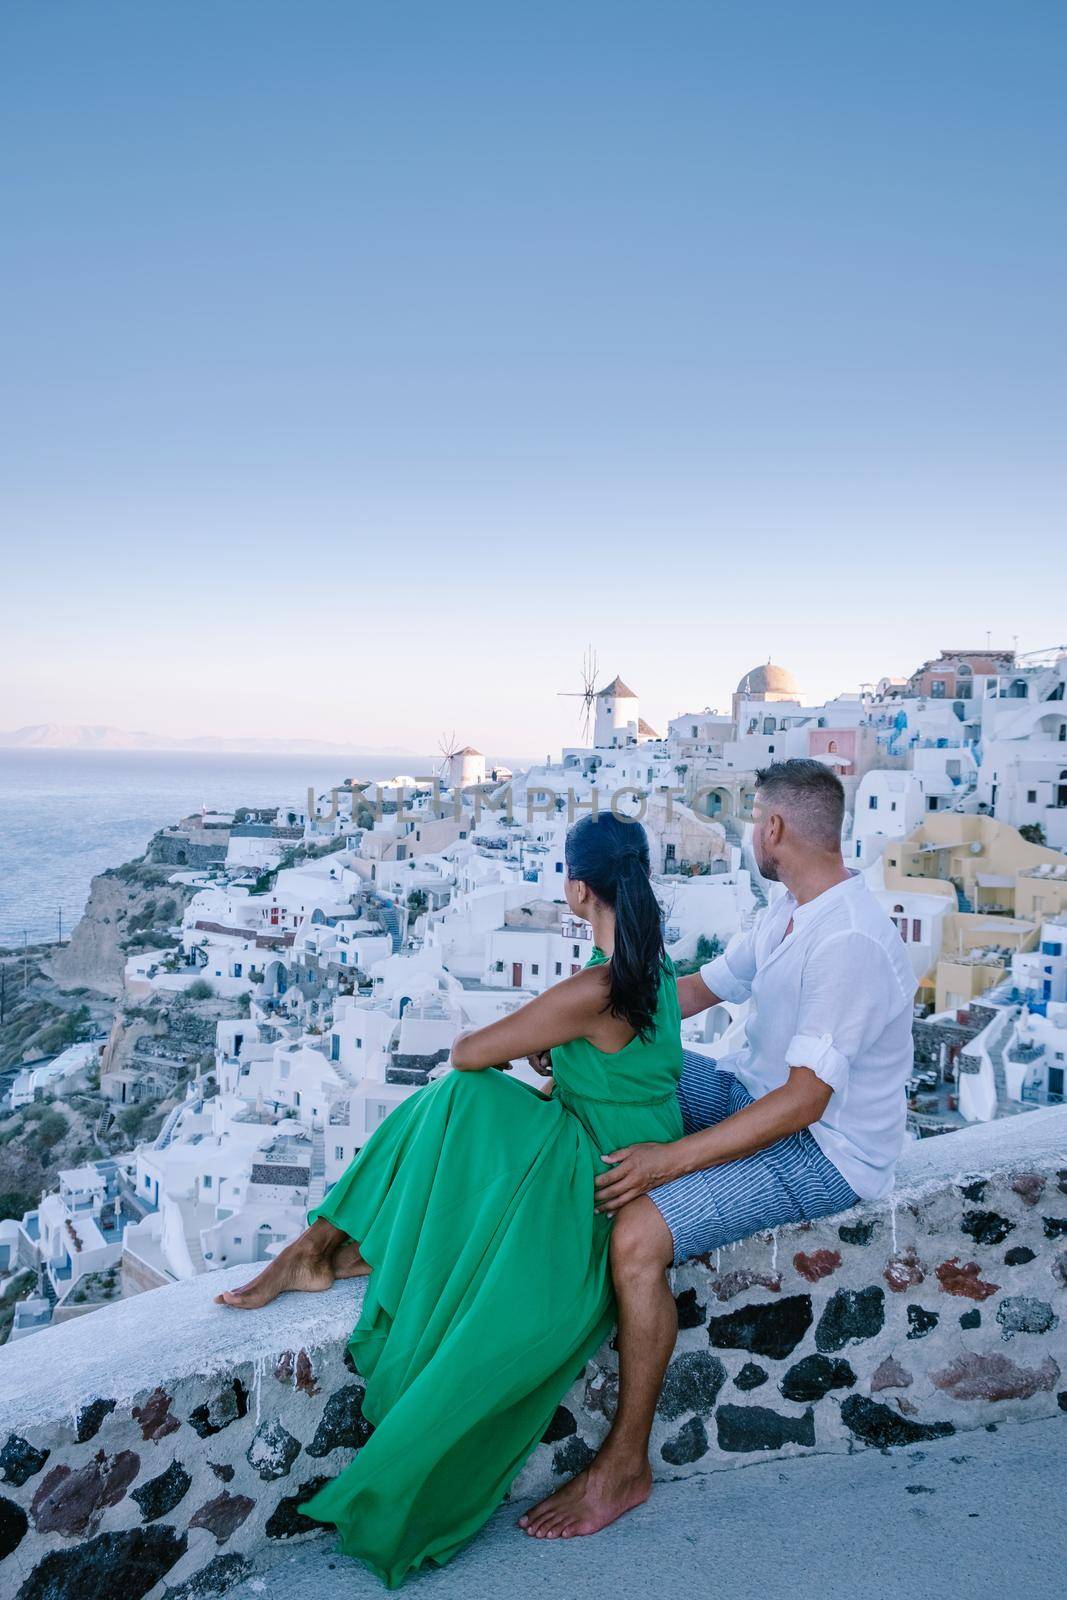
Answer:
[{"left": 218, "top": 758, "right": 917, "bottom": 1588}]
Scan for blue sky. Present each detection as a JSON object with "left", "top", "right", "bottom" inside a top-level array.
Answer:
[{"left": 2, "top": 1, "right": 1064, "bottom": 755}]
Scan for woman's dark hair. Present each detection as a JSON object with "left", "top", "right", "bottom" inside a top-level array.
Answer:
[{"left": 564, "top": 812, "right": 665, "bottom": 1040}]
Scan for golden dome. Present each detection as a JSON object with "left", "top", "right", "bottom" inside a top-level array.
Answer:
[{"left": 736, "top": 662, "right": 799, "bottom": 697}]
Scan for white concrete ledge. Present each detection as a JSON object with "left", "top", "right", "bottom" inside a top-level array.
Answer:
[{"left": 1, "top": 1107, "right": 1064, "bottom": 1600}]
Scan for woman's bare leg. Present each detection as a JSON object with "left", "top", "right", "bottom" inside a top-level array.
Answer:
[{"left": 215, "top": 1216, "right": 367, "bottom": 1308}]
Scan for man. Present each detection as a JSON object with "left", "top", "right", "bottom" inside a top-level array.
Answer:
[{"left": 519, "top": 758, "right": 917, "bottom": 1541}]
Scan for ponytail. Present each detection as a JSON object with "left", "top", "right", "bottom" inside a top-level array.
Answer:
[{"left": 564, "top": 813, "right": 665, "bottom": 1040}]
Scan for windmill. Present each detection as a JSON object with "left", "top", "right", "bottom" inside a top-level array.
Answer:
[
  {"left": 558, "top": 648, "right": 600, "bottom": 743},
  {"left": 437, "top": 730, "right": 460, "bottom": 780}
]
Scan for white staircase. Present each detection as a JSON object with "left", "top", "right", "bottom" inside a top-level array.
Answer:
[{"left": 308, "top": 1122, "right": 327, "bottom": 1207}]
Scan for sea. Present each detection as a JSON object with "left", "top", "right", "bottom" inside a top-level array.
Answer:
[{"left": 0, "top": 750, "right": 436, "bottom": 949}]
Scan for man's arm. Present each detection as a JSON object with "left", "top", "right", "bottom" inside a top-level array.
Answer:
[
  {"left": 676, "top": 970, "right": 722, "bottom": 1019},
  {"left": 593, "top": 1066, "right": 831, "bottom": 1212},
  {"left": 596, "top": 931, "right": 902, "bottom": 1212}
]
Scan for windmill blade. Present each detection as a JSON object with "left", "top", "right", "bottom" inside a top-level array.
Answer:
[
  {"left": 557, "top": 647, "right": 600, "bottom": 743},
  {"left": 436, "top": 730, "right": 459, "bottom": 777}
]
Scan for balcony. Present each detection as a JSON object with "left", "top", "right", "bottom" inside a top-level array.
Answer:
[{"left": 1021, "top": 1088, "right": 1065, "bottom": 1106}]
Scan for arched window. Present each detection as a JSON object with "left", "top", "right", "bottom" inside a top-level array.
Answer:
[{"left": 828, "top": 740, "right": 838, "bottom": 753}]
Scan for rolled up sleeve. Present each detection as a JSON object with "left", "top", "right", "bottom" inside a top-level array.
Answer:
[
  {"left": 784, "top": 933, "right": 903, "bottom": 1096},
  {"left": 701, "top": 926, "right": 758, "bottom": 1005},
  {"left": 784, "top": 1031, "right": 851, "bottom": 1094}
]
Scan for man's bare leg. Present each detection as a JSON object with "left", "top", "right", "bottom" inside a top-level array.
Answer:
[
  {"left": 215, "top": 1217, "right": 368, "bottom": 1309},
  {"left": 520, "top": 1197, "right": 676, "bottom": 1539}
]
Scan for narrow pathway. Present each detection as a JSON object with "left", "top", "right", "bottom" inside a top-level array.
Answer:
[{"left": 227, "top": 1414, "right": 1065, "bottom": 1600}]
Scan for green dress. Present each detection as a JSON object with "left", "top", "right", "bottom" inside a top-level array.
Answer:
[{"left": 301, "top": 951, "right": 683, "bottom": 1586}]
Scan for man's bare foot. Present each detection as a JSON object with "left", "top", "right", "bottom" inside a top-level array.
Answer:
[
  {"left": 518, "top": 1454, "right": 652, "bottom": 1540},
  {"left": 215, "top": 1235, "right": 356, "bottom": 1309}
]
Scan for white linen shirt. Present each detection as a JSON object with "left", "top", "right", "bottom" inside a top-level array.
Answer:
[{"left": 701, "top": 873, "right": 917, "bottom": 1200}]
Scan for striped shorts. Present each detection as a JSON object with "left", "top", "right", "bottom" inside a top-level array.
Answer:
[{"left": 649, "top": 1051, "right": 860, "bottom": 1266}]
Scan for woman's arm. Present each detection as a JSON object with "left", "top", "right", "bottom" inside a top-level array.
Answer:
[{"left": 450, "top": 969, "right": 605, "bottom": 1072}]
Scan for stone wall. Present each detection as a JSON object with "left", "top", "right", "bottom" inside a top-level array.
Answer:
[{"left": 1, "top": 1110, "right": 1064, "bottom": 1600}]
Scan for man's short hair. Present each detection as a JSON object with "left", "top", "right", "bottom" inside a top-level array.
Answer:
[{"left": 754, "top": 759, "right": 845, "bottom": 849}]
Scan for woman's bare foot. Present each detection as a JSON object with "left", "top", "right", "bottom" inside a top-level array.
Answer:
[
  {"left": 215, "top": 1225, "right": 362, "bottom": 1309},
  {"left": 333, "top": 1241, "right": 371, "bottom": 1279},
  {"left": 518, "top": 1453, "right": 652, "bottom": 1540}
]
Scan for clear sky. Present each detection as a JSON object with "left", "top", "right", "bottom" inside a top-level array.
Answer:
[{"left": 2, "top": 0, "right": 1064, "bottom": 758}]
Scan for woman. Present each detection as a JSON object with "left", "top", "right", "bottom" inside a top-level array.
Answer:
[{"left": 217, "top": 812, "right": 683, "bottom": 1587}]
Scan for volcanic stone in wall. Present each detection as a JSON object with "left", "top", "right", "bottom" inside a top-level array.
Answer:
[
  {"left": 657, "top": 1352, "right": 727, "bottom": 1420},
  {"left": 793, "top": 1249, "right": 841, "bottom": 1284},
  {"left": 675, "top": 1287, "right": 707, "bottom": 1329},
  {"left": 883, "top": 1247, "right": 925, "bottom": 1293},
  {"left": 931, "top": 1352, "right": 1060, "bottom": 1402},
  {"left": 553, "top": 1437, "right": 596, "bottom": 1477},
  {"left": 0, "top": 1434, "right": 49, "bottom": 1487},
  {"left": 709, "top": 1269, "right": 782, "bottom": 1302},
  {"left": 996, "top": 1297, "right": 1059, "bottom": 1340},
  {"left": 838, "top": 1219, "right": 876, "bottom": 1246},
  {"left": 132, "top": 1460, "right": 192, "bottom": 1522},
  {"left": 307, "top": 1385, "right": 373, "bottom": 1456},
  {"left": 188, "top": 1379, "right": 249, "bottom": 1439},
  {"left": 661, "top": 1416, "right": 709, "bottom": 1466},
  {"left": 936, "top": 1258, "right": 999, "bottom": 1300},
  {"left": 814, "top": 1287, "right": 884, "bottom": 1351},
  {"left": 75, "top": 1399, "right": 117, "bottom": 1444},
  {"left": 707, "top": 1295, "right": 813, "bottom": 1360},
  {"left": 265, "top": 1476, "right": 333, "bottom": 1540},
  {"left": 734, "top": 1363, "right": 768, "bottom": 1391},
  {"left": 1004, "top": 1246, "right": 1036, "bottom": 1266},
  {"left": 16, "top": 1525, "right": 188, "bottom": 1600},
  {"left": 189, "top": 1491, "right": 255, "bottom": 1544},
  {"left": 584, "top": 1369, "right": 619, "bottom": 1420},
  {"left": 906, "top": 1305, "right": 940, "bottom": 1340},
  {"left": 1041, "top": 1216, "right": 1067, "bottom": 1239},
  {"left": 840, "top": 1396, "right": 954, "bottom": 1448},
  {"left": 274, "top": 1348, "right": 316, "bottom": 1387},
  {"left": 132, "top": 1387, "right": 181, "bottom": 1441},
  {"left": 960, "top": 1309, "right": 981, "bottom": 1329},
  {"left": 961, "top": 1211, "right": 1015, "bottom": 1247},
  {"left": 0, "top": 1494, "right": 28, "bottom": 1560},
  {"left": 247, "top": 1418, "right": 302, "bottom": 1481},
  {"left": 30, "top": 1450, "right": 140, "bottom": 1537},
  {"left": 540, "top": 1406, "right": 577, "bottom": 1444},
  {"left": 165, "top": 1552, "right": 254, "bottom": 1599},
  {"left": 779, "top": 1354, "right": 856, "bottom": 1403},
  {"left": 870, "top": 1357, "right": 912, "bottom": 1392},
  {"left": 715, "top": 1404, "right": 816, "bottom": 1453},
  {"left": 1012, "top": 1174, "right": 1046, "bottom": 1208}
]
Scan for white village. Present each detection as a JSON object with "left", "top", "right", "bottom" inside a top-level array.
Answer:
[{"left": 3, "top": 646, "right": 1067, "bottom": 1339}]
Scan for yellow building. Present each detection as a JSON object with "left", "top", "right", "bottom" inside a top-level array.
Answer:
[
  {"left": 934, "top": 952, "right": 1007, "bottom": 1017},
  {"left": 883, "top": 813, "right": 1067, "bottom": 918},
  {"left": 882, "top": 814, "right": 1063, "bottom": 1011}
]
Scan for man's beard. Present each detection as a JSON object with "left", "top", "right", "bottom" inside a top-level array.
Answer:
[{"left": 754, "top": 846, "right": 779, "bottom": 883}]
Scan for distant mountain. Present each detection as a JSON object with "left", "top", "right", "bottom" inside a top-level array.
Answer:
[{"left": 0, "top": 724, "right": 426, "bottom": 759}]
